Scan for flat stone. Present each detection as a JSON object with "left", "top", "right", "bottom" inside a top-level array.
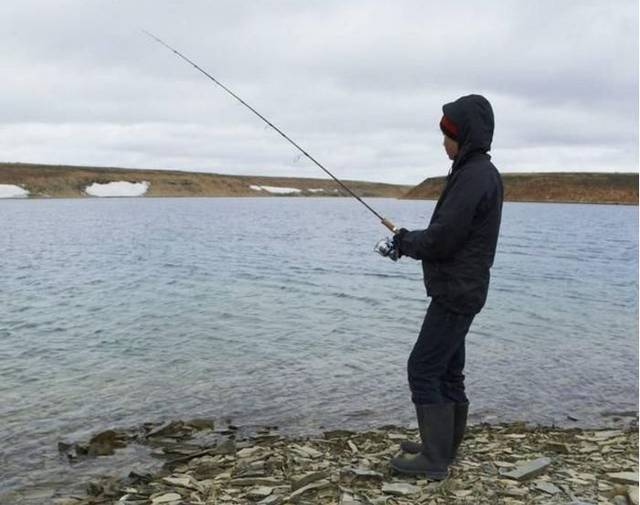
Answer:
[
  {"left": 186, "top": 418, "right": 215, "bottom": 430},
  {"left": 291, "top": 471, "right": 328, "bottom": 490},
  {"left": 323, "top": 429, "right": 355, "bottom": 439},
  {"left": 494, "top": 461, "right": 516, "bottom": 468},
  {"left": 300, "top": 444, "right": 323, "bottom": 458},
  {"left": 57, "top": 441, "right": 73, "bottom": 453},
  {"left": 234, "top": 464, "right": 266, "bottom": 479},
  {"left": 162, "top": 443, "right": 202, "bottom": 456},
  {"left": 481, "top": 462, "right": 497, "bottom": 474},
  {"left": 212, "top": 439, "right": 236, "bottom": 455},
  {"left": 341, "top": 467, "right": 383, "bottom": 480},
  {"left": 86, "top": 480, "right": 104, "bottom": 496},
  {"left": 607, "top": 472, "right": 639, "bottom": 485},
  {"left": 162, "top": 475, "right": 203, "bottom": 492},
  {"left": 229, "top": 477, "right": 284, "bottom": 487},
  {"left": 285, "top": 479, "right": 332, "bottom": 501},
  {"left": 289, "top": 444, "right": 323, "bottom": 459},
  {"left": 567, "top": 477, "right": 590, "bottom": 485},
  {"left": 628, "top": 486, "right": 639, "bottom": 505},
  {"left": 544, "top": 441, "right": 570, "bottom": 454},
  {"left": 147, "top": 421, "right": 185, "bottom": 438},
  {"left": 164, "top": 445, "right": 232, "bottom": 469},
  {"left": 578, "top": 444, "right": 600, "bottom": 454},
  {"left": 87, "top": 444, "right": 114, "bottom": 456},
  {"left": 254, "top": 434, "right": 281, "bottom": 442},
  {"left": 382, "top": 482, "right": 421, "bottom": 496},
  {"left": 89, "top": 429, "right": 127, "bottom": 447},
  {"left": 340, "top": 492, "right": 364, "bottom": 505},
  {"left": 592, "top": 430, "right": 623, "bottom": 439},
  {"left": 424, "top": 481, "right": 445, "bottom": 491},
  {"left": 502, "top": 457, "right": 552, "bottom": 481},
  {"left": 257, "top": 496, "right": 283, "bottom": 505},
  {"left": 534, "top": 481, "right": 561, "bottom": 495},
  {"left": 246, "top": 486, "right": 274, "bottom": 499},
  {"left": 237, "top": 447, "right": 263, "bottom": 458},
  {"left": 499, "top": 487, "right": 528, "bottom": 497},
  {"left": 150, "top": 493, "right": 182, "bottom": 504},
  {"left": 118, "top": 498, "right": 150, "bottom": 505}
]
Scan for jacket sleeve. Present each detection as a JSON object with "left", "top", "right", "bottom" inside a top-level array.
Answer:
[{"left": 399, "top": 171, "right": 486, "bottom": 261}]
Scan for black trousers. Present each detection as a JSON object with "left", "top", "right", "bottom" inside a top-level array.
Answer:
[{"left": 407, "top": 300, "right": 475, "bottom": 405}]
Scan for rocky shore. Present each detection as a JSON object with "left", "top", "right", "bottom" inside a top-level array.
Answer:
[{"left": 46, "top": 418, "right": 639, "bottom": 505}]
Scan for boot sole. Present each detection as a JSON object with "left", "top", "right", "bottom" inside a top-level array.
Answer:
[
  {"left": 400, "top": 449, "right": 456, "bottom": 466},
  {"left": 389, "top": 460, "right": 448, "bottom": 480},
  {"left": 399, "top": 443, "right": 456, "bottom": 464}
]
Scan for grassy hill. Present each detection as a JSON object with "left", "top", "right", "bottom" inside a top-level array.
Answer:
[
  {"left": 402, "top": 172, "right": 638, "bottom": 205},
  {"left": 2, "top": 163, "right": 637, "bottom": 204},
  {"left": 0, "top": 162, "right": 410, "bottom": 198}
]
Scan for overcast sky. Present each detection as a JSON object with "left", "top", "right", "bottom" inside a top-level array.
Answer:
[{"left": 1, "top": 1, "right": 638, "bottom": 184}]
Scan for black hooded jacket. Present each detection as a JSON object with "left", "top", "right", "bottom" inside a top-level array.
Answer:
[{"left": 398, "top": 95, "right": 503, "bottom": 314}]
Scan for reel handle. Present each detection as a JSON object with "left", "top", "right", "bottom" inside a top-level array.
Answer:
[{"left": 381, "top": 218, "right": 397, "bottom": 233}]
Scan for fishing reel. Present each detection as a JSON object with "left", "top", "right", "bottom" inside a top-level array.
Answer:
[{"left": 374, "top": 237, "right": 399, "bottom": 261}]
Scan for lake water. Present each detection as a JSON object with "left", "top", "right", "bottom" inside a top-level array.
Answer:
[{"left": 0, "top": 197, "right": 638, "bottom": 501}]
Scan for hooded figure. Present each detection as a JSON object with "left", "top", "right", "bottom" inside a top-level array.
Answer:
[{"left": 389, "top": 95, "right": 503, "bottom": 478}]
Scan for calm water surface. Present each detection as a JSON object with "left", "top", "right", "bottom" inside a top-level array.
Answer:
[{"left": 0, "top": 197, "right": 638, "bottom": 501}]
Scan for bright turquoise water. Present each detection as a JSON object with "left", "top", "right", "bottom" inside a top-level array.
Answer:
[{"left": 1, "top": 197, "right": 637, "bottom": 500}]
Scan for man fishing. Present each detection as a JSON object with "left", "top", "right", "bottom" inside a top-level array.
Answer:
[
  {"left": 386, "top": 94, "right": 503, "bottom": 479},
  {"left": 146, "top": 35, "right": 502, "bottom": 480}
]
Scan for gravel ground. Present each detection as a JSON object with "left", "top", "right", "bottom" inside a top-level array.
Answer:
[{"left": 48, "top": 417, "right": 639, "bottom": 505}]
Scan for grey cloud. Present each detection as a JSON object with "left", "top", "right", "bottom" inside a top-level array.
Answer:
[{"left": 0, "top": 0, "right": 637, "bottom": 184}]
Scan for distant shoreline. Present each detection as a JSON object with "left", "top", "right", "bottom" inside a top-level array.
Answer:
[
  {"left": 1, "top": 162, "right": 637, "bottom": 205},
  {"left": 406, "top": 197, "right": 638, "bottom": 206},
  {"left": 404, "top": 172, "right": 638, "bottom": 206},
  {"left": 1, "top": 195, "right": 636, "bottom": 207},
  {"left": 0, "top": 162, "right": 410, "bottom": 199}
]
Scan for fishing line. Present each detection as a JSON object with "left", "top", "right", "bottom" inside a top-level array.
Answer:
[{"left": 142, "top": 30, "right": 397, "bottom": 233}]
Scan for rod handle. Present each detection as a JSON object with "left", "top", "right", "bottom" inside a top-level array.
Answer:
[{"left": 381, "top": 218, "right": 397, "bottom": 233}]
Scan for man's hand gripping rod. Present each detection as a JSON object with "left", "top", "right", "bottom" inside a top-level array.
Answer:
[{"left": 143, "top": 30, "right": 399, "bottom": 236}]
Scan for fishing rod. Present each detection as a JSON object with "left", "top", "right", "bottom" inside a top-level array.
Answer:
[{"left": 142, "top": 30, "right": 398, "bottom": 234}]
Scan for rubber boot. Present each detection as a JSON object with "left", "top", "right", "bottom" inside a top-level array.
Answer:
[
  {"left": 399, "top": 404, "right": 426, "bottom": 454},
  {"left": 390, "top": 403, "right": 454, "bottom": 479},
  {"left": 451, "top": 401, "right": 469, "bottom": 459},
  {"left": 399, "top": 402, "right": 469, "bottom": 462}
]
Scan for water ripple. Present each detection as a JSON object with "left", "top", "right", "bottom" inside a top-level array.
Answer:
[{"left": 0, "top": 198, "right": 637, "bottom": 499}]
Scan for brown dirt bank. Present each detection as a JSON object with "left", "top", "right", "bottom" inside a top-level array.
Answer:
[
  {"left": 0, "top": 162, "right": 410, "bottom": 199},
  {"left": 403, "top": 172, "right": 639, "bottom": 205}
]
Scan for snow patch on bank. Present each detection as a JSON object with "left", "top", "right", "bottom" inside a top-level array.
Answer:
[
  {"left": 85, "top": 181, "right": 150, "bottom": 197},
  {"left": 249, "top": 185, "right": 302, "bottom": 194},
  {"left": 0, "top": 184, "right": 29, "bottom": 198}
]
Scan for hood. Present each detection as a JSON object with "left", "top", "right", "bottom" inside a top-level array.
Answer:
[{"left": 442, "top": 94, "right": 494, "bottom": 171}]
